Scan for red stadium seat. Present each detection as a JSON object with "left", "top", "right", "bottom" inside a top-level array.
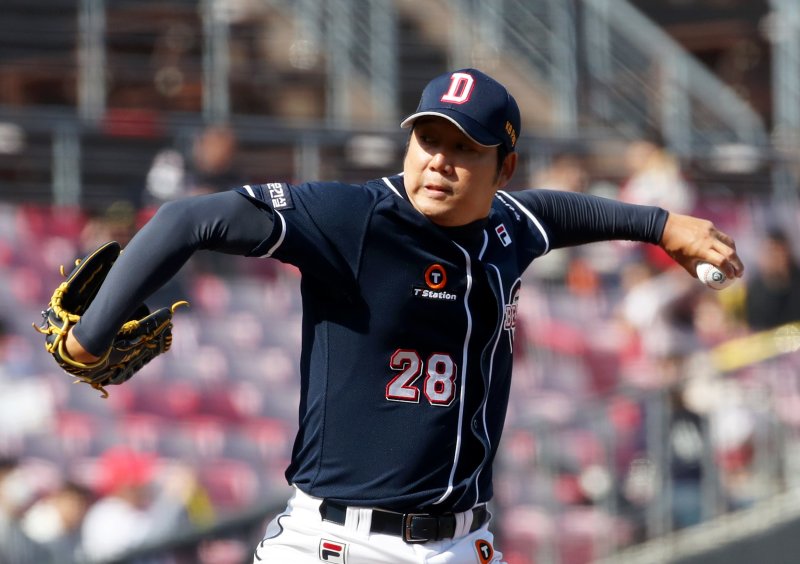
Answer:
[{"left": 197, "top": 458, "right": 259, "bottom": 511}]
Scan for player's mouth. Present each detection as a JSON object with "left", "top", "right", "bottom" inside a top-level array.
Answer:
[{"left": 423, "top": 183, "right": 452, "bottom": 198}]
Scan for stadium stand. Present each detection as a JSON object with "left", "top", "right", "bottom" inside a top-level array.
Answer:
[{"left": 2, "top": 1, "right": 800, "bottom": 563}]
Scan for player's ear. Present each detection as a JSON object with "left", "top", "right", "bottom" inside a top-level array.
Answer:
[{"left": 496, "top": 152, "right": 518, "bottom": 188}]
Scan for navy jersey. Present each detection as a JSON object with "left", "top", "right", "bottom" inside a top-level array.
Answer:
[{"left": 239, "top": 175, "right": 551, "bottom": 513}]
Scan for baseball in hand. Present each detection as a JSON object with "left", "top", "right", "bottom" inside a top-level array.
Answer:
[{"left": 696, "top": 261, "right": 733, "bottom": 290}]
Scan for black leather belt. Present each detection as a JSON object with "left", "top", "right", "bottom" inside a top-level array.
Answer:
[{"left": 319, "top": 500, "right": 489, "bottom": 544}]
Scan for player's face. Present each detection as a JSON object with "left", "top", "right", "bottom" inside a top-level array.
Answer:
[{"left": 403, "top": 117, "right": 517, "bottom": 227}]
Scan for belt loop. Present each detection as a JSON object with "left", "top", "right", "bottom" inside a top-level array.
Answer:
[
  {"left": 318, "top": 499, "right": 328, "bottom": 521},
  {"left": 454, "top": 510, "right": 470, "bottom": 538},
  {"left": 355, "top": 508, "right": 372, "bottom": 538},
  {"left": 344, "top": 506, "right": 361, "bottom": 534}
]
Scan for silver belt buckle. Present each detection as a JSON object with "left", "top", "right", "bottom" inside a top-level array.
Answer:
[{"left": 402, "top": 513, "right": 430, "bottom": 544}]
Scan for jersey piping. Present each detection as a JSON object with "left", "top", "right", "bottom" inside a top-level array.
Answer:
[
  {"left": 472, "top": 265, "right": 514, "bottom": 505},
  {"left": 381, "top": 176, "right": 403, "bottom": 198},
  {"left": 497, "top": 190, "right": 550, "bottom": 254},
  {"left": 242, "top": 184, "right": 289, "bottom": 259},
  {"left": 262, "top": 210, "right": 287, "bottom": 258},
  {"left": 434, "top": 241, "right": 473, "bottom": 506},
  {"left": 478, "top": 230, "right": 489, "bottom": 260}
]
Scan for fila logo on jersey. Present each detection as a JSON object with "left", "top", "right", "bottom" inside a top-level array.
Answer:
[
  {"left": 413, "top": 263, "right": 457, "bottom": 301},
  {"left": 504, "top": 280, "right": 521, "bottom": 351},
  {"left": 475, "top": 539, "right": 494, "bottom": 564},
  {"left": 318, "top": 539, "right": 346, "bottom": 563},
  {"left": 495, "top": 223, "right": 512, "bottom": 247},
  {"left": 261, "top": 182, "right": 293, "bottom": 210}
]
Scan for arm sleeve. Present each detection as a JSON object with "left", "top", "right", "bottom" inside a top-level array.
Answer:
[
  {"left": 518, "top": 189, "right": 669, "bottom": 249},
  {"left": 72, "top": 190, "right": 274, "bottom": 356}
]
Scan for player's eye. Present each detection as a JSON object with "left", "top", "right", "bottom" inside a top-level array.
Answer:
[{"left": 418, "top": 136, "right": 442, "bottom": 152}]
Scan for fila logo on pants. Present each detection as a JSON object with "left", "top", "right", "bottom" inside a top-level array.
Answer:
[{"left": 319, "top": 539, "right": 347, "bottom": 563}]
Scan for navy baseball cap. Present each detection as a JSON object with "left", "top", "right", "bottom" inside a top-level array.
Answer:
[{"left": 401, "top": 68, "right": 521, "bottom": 153}]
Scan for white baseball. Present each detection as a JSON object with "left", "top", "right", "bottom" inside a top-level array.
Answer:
[{"left": 696, "top": 261, "right": 733, "bottom": 290}]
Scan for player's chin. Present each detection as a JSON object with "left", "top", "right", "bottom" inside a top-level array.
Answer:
[
  {"left": 425, "top": 208, "right": 469, "bottom": 227},
  {"left": 414, "top": 198, "right": 451, "bottom": 221},
  {"left": 410, "top": 191, "right": 444, "bottom": 212}
]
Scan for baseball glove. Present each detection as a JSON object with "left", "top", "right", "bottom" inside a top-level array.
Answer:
[{"left": 34, "top": 241, "right": 188, "bottom": 398}]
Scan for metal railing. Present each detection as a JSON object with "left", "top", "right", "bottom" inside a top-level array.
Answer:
[
  {"left": 770, "top": 0, "right": 800, "bottom": 151},
  {"left": 447, "top": 0, "right": 579, "bottom": 136},
  {"left": 441, "top": 0, "right": 769, "bottom": 153},
  {"left": 582, "top": 0, "right": 770, "bottom": 155},
  {"left": 290, "top": 0, "right": 399, "bottom": 126},
  {"left": 6, "top": 0, "right": 774, "bottom": 150}
]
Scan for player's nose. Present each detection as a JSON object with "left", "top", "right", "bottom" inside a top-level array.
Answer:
[{"left": 428, "top": 151, "right": 454, "bottom": 175}]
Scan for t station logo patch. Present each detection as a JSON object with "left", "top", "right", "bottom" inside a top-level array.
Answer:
[
  {"left": 475, "top": 539, "right": 495, "bottom": 564},
  {"left": 412, "top": 263, "right": 458, "bottom": 302}
]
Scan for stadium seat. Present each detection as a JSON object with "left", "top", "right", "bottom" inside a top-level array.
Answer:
[
  {"left": 197, "top": 457, "right": 260, "bottom": 511},
  {"left": 54, "top": 410, "right": 110, "bottom": 458}
]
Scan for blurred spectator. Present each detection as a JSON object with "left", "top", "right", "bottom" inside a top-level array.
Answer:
[
  {"left": 0, "top": 457, "right": 51, "bottom": 564},
  {"left": 667, "top": 385, "right": 707, "bottom": 530},
  {"left": 531, "top": 151, "right": 589, "bottom": 193},
  {"left": 616, "top": 260, "right": 698, "bottom": 376},
  {"left": 710, "top": 403, "right": 759, "bottom": 512},
  {"left": 692, "top": 290, "right": 744, "bottom": 348},
  {"left": 618, "top": 132, "right": 696, "bottom": 213},
  {"left": 618, "top": 132, "right": 697, "bottom": 272},
  {"left": 80, "top": 447, "right": 205, "bottom": 562},
  {"left": 79, "top": 200, "right": 189, "bottom": 308},
  {"left": 79, "top": 200, "right": 138, "bottom": 251},
  {"left": 0, "top": 316, "right": 8, "bottom": 374},
  {"left": 612, "top": 383, "right": 710, "bottom": 539},
  {"left": 144, "top": 124, "right": 251, "bottom": 278},
  {"left": 145, "top": 124, "right": 246, "bottom": 206},
  {"left": 529, "top": 151, "right": 591, "bottom": 284},
  {"left": 21, "top": 480, "right": 93, "bottom": 563},
  {"left": 1, "top": 310, "right": 57, "bottom": 438},
  {"left": 184, "top": 125, "right": 245, "bottom": 195},
  {"left": 743, "top": 227, "right": 800, "bottom": 331}
]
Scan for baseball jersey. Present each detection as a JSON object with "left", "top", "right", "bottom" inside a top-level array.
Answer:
[
  {"left": 237, "top": 175, "right": 664, "bottom": 514},
  {"left": 73, "top": 173, "right": 666, "bottom": 516}
]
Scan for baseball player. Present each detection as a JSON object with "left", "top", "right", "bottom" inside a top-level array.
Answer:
[{"left": 60, "top": 69, "right": 744, "bottom": 563}]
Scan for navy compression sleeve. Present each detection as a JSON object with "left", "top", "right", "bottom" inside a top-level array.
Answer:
[
  {"left": 72, "top": 191, "right": 274, "bottom": 356},
  {"left": 517, "top": 189, "right": 668, "bottom": 249}
]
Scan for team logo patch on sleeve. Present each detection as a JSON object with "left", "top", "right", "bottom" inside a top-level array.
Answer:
[
  {"left": 319, "top": 539, "right": 347, "bottom": 563},
  {"left": 260, "top": 182, "right": 293, "bottom": 210},
  {"left": 495, "top": 223, "right": 512, "bottom": 247}
]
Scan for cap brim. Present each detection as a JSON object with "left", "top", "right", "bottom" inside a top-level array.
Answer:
[{"left": 400, "top": 111, "right": 501, "bottom": 148}]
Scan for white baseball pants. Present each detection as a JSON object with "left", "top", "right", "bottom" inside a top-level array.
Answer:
[{"left": 253, "top": 486, "right": 506, "bottom": 563}]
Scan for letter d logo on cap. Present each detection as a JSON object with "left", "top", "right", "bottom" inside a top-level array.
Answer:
[{"left": 441, "top": 72, "right": 475, "bottom": 104}]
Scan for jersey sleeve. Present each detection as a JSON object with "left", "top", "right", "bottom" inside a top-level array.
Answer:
[
  {"left": 73, "top": 190, "right": 277, "bottom": 356},
  {"left": 236, "top": 181, "right": 380, "bottom": 284},
  {"left": 499, "top": 188, "right": 668, "bottom": 250}
]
